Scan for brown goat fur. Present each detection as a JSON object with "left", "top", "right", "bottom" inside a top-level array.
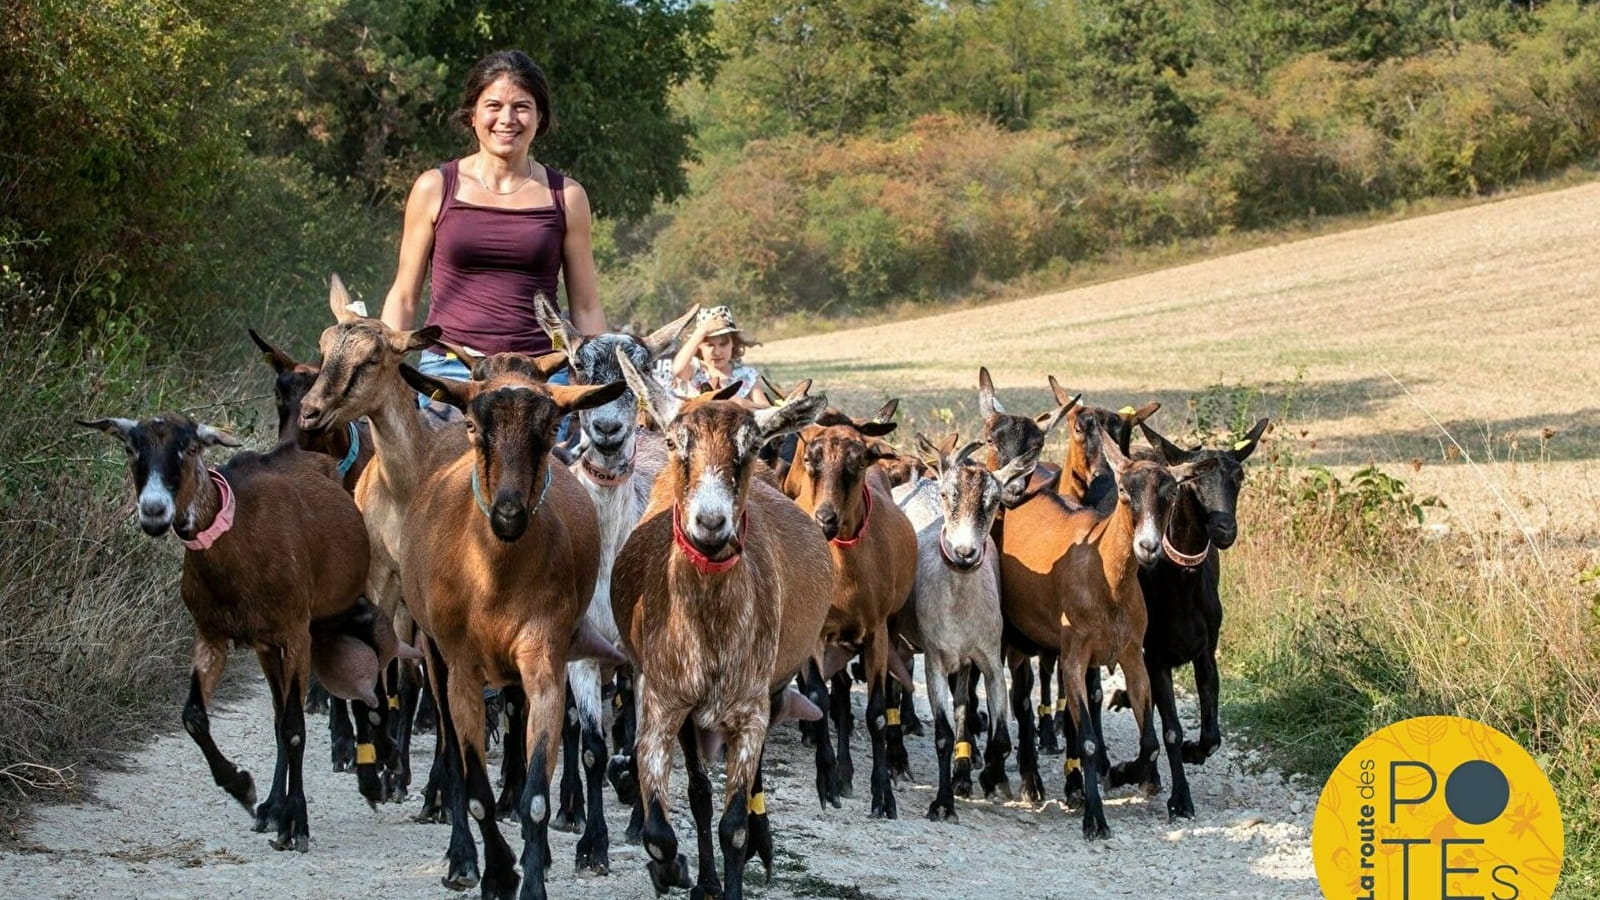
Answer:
[
  {"left": 78, "top": 413, "right": 395, "bottom": 850},
  {"left": 395, "top": 362, "right": 626, "bottom": 897},
  {"left": 248, "top": 328, "right": 374, "bottom": 494},
  {"left": 610, "top": 358, "right": 834, "bottom": 899},
  {"left": 781, "top": 414, "right": 919, "bottom": 818}
]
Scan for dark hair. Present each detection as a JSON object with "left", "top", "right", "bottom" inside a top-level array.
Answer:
[{"left": 455, "top": 50, "right": 553, "bottom": 140}]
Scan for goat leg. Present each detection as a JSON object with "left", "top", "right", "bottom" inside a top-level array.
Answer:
[
  {"left": 552, "top": 686, "right": 584, "bottom": 833},
  {"left": 304, "top": 676, "right": 331, "bottom": 715},
  {"left": 257, "top": 646, "right": 310, "bottom": 852},
  {"left": 897, "top": 649, "right": 924, "bottom": 736},
  {"left": 182, "top": 640, "right": 256, "bottom": 813},
  {"left": 679, "top": 721, "right": 722, "bottom": 898},
  {"left": 719, "top": 710, "right": 766, "bottom": 900},
  {"left": 949, "top": 665, "right": 975, "bottom": 799},
  {"left": 746, "top": 696, "right": 780, "bottom": 883},
  {"left": 829, "top": 670, "right": 855, "bottom": 799},
  {"left": 348, "top": 698, "right": 389, "bottom": 808},
  {"left": 884, "top": 677, "right": 911, "bottom": 783},
  {"left": 517, "top": 668, "right": 565, "bottom": 900},
  {"left": 1066, "top": 665, "right": 1110, "bottom": 840},
  {"left": 1008, "top": 659, "right": 1044, "bottom": 803},
  {"left": 496, "top": 686, "right": 529, "bottom": 821},
  {"left": 571, "top": 659, "right": 611, "bottom": 875},
  {"left": 1086, "top": 666, "right": 1110, "bottom": 779},
  {"left": 925, "top": 660, "right": 958, "bottom": 822},
  {"left": 448, "top": 670, "right": 517, "bottom": 898},
  {"left": 606, "top": 666, "right": 640, "bottom": 806},
  {"left": 976, "top": 653, "right": 1014, "bottom": 801},
  {"left": 1036, "top": 654, "right": 1061, "bottom": 755},
  {"left": 1185, "top": 649, "right": 1223, "bottom": 765},
  {"left": 328, "top": 698, "right": 356, "bottom": 772},
  {"left": 864, "top": 640, "right": 898, "bottom": 820},
  {"left": 252, "top": 649, "right": 292, "bottom": 839},
  {"left": 803, "top": 661, "right": 841, "bottom": 809},
  {"left": 1149, "top": 660, "right": 1194, "bottom": 819},
  {"left": 637, "top": 702, "right": 691, "bottom": 894}
]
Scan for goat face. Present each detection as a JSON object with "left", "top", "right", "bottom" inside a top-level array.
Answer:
[
  {"left": 77, "top": 414, "right": 240, "bottom": 538},
  {"left": 939, "top": 460, "right": 1001, "bottom": 570},
  {"left": 1141, "top": 418, "right": 1269, "bottom": 550},
  {"left": 794, "top": 425, "right": 897, "bottom": 540},
  {"left": 615, "top": 351, "right": 825, "bottom": 558},
  {"left": 248, "top": 329, "right": 322, "bottom": 442},
  {"left": 1107, "top": 457, "right": 1183, "bottom": 569},
  {"left": 400, "top": 366, "right": 626, "bottom": 541},
  {"left": 569, "top": 333, "right": 652, "bottom": 470},
  {"left": 977, "top": 368, "right": 1078, "bottom": 508}
]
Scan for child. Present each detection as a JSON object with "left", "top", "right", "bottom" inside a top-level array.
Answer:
[{"left": 671, "top": 305, "right": 769, "bottom": 407}]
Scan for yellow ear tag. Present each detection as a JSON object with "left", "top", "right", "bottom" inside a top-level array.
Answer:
[
  {"left": 885, "top": 708, "right": 901, "bottom": 727},
  {"left": 953, "top": 741, "right": 973, "bottom": 761},
  {"left": 444, "top": 352, "right": 457, "bottom": 361},
  {"left": 748, "top": 792, "right": 767, "bottom": 816},
  {"left": 356, "top": 743, "right": 377, "bottom": 765},
  {"left": 1118, "top": 406, "right": 1136, "bottom": 416},
  {"left": 1233, "top": 438, "right": 1253, "bottom": 451}
]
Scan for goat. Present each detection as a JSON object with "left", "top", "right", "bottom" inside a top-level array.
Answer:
[
  {"left": 395, "top": 361, "right": 626, "bottom": 898},
  {"left": 1103, "top": 417, "right": 1269, "bottom": 819},
  {"left": 891, "top": 433, "right": 1031, "bottom": 820},
  {"left": 297, "top": 274, "right": 487, "bottom": 814},
  {"left": 982, "top": 379, "right": 1212, "bottom": 838},
  {"left": 529, "top": 298, "right": 698, "bottom": 870},
  {"left": 611, "top": 356, "right": 834, "bottom": 900},
  {"left": 78, "top": 414, "right": 405, "bottom": 851},
  {"left": 249, "top": 327, "right": 376, "bottom": 773},
  {"left": 782, "top": 407, "right": 919, "bottom": 818}
]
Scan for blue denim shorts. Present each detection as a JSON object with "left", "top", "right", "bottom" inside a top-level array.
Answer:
[{"left": 415, "top": 350, "right": 571, "bottom": 443}]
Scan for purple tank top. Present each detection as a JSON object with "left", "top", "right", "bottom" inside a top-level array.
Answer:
[{"left": 425, "top": 159, "right": 567, "bottom": 356}]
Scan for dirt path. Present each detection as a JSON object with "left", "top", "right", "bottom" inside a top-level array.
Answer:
[{"left": 1, "top": 665, "right": 1316, "bottom": 899}]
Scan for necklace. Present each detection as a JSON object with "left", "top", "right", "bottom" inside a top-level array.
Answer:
[{"left": 472, "top": 157, "right": 535, "bottom": 196}]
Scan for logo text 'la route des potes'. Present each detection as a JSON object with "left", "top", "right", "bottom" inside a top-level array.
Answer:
[{"left": 1312, "top": 715, "right": 1563, "bottom": 900}]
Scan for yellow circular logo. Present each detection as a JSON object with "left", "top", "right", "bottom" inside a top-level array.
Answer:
[{"left": 1312, "top": 715, "right": 1563, "bottom": 900}]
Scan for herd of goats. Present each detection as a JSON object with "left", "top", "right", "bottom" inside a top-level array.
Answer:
[{"left": 78, "top": 276, "right": 1270, "bottom": 900}]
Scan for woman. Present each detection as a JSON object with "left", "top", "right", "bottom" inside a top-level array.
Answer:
[{"left": 381, "top": 50, "right": 608, "bottom": 387}]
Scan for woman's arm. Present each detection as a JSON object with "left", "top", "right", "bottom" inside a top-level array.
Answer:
[
  {"left": 560, "top": 179, "right": 609, "bottom": 335},
  {"left": 381, "top": 169, "right": 445, "bottom": 333}
]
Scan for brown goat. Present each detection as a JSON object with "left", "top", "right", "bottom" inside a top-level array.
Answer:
[
  {"left": 395, "top": 362, "right": 625, "bottom": 898},
  {"left": 78, "top": 414, "right": 402, "bottom": 851},
  {"left": 984, "top": 394, "right": 1212, "bottom": 839},
  {"left": 248, "top": 328, "right": 374, "bottom": 494},
  {"left": 781, "top": 408, "right": 919, "bottom": 818},
  {"left": 611, "top": 358, "right": 834, "bottom": 900}
]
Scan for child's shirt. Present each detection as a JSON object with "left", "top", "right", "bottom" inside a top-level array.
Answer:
[{"left": 678, "top": 359, "right": 762, "bottom": 400}]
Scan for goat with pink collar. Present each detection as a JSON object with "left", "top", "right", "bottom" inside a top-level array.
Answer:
[{"left": 79, "top": 413, "right": 409, "bottom": 853}]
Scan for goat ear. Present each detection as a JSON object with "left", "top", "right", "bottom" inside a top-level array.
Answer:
[
  {"left": 641, "top": 304, "right": 700, "bottom": 360},
  {"left": 710, "top": 381, "right": 743, "bottom": 402},
  {"left": 1037, "top": 380, "right": 1080, "bottom": 436},
  {"left": 936, "top": 432, "right": 960, "bottom": 457},
  {"left": 399, "top": 363, "right": 472, "bottom": 411},
  {"left": 1169, "top": 456, "right": 1221, "bottom": 485},
  {"left": 1231, "top": 418, "right": 1271, "bottom": 461},
  {"left": 870, "top": 398, "right": 899, "bottom": 423},
  {"left": 762, "top": 374, "right": 792, "bottom": 404},
  {"left": 435, "top": 340, "right": 485, "bottom": 374},
  {"left": 395, "top": 324, "right": 443, "bottom": 355},
  {"left": 866, "top": 441, "right": 899, "bottom": 462},
  {"left": 913, "top": 432, "right": 942, "bottom": 471},
  {"left": 615, "top": 349, "right": 679, "bottom": 431},
  {"left": 549, "top": 380, "right": 628, "bottom": 415},
  {"left": 196, "top": 423, "right": 242, "bottom": 448},
  {"left": 77, "top": 417, "right": 138, "bottom": 443},
  {"left": 534, "top": 295, "right": 582, "bottom": 354},
  {"left": 781, "top": 378, "right": 813, "bottom": 405},
  {"left": 328, "top": 273, "right": 367, "bottom": 322},
  {"left": 856, "top": 420, "right": 897, "bottom": 438},
  {"left": 248, "top": 329, "right": 297, "bottom": 374},
  {"left": 1100, "top": 435, "right": 1132, "bottom": 479},
  {"left": 530, "top": 351, "right": 570, "bottom": 381},
  {"left": 754, "top": 391, "right": 827, "bottom": 443},
  {"left": 978, "top": 366, "right": 1004, "bottom": 419},
  {"left": 953, "top": 440, "right": 984, "bottom": 466},
  {"left": 1139, "top": 421, "right": 1193, "bottom": 465},
  {"left": 1129, "top": 401, "right": 1161, "bottom": 425}
]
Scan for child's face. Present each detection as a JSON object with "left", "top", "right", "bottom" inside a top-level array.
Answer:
[{"left": 699, "top": 334, "right": 735, "bottom": 368}]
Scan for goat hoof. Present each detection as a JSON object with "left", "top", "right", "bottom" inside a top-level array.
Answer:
[
  {"left": 689, "top": 885, "right": 722, "bottom": 900},
  {"left": 1182, "top": 739, "right": 1216, "bottom": 765},
  {"left": 478, "top": 867, "right": 519, "bottom": 900},
  {"left": 1019, "top": 775, "right": 1044, "bottom": 804},
  {"left": 441, "top": 871, "right": 479, "bottom": 893},
  {"left": 606, "top": 755, "right": 639, "bottom": 806},
  {"left": 952, "top": 778, "right": 972, "bottom": 799},
  {"left": 552, "top": 809, "right": 584, "bottom": 834},
  {"left": 925, "top": 801, "right": 957, "bottom": 823},
  {"left": 269, "top": 831, "right": 309, "bottom": 853},
  {"left": 1083, "top": 819, "right": 1111, "bottom": 841},
  {"left": 1168, "top": 795, "right": 1195, "bottom": 820},
  {"left": 647, "top": 854, "right": 692, "bottom": 893},
  {"left": 904, "top": 716, "right": 925, "bottom": 737}
]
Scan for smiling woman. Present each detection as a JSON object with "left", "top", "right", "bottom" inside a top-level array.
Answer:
[{"left": 380, "top": 49, "right": 609, "bottom": 393}]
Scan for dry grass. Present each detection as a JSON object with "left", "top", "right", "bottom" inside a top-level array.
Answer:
[{"left": 757, "top": 178, "right": 1600, "bottom": 895}]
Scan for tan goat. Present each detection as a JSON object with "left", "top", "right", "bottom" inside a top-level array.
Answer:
[
  {"left": 611, "top": 358, "right": 834, "bottom": 900},
  {"left": 395, "top": 361, "right": 625, "bottom": 898},
  {"left": 781, "top": 409, "right": 919, "bottom": 818}
]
